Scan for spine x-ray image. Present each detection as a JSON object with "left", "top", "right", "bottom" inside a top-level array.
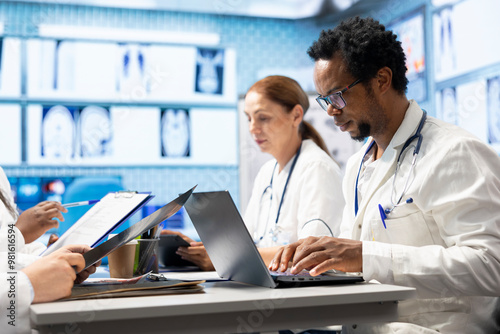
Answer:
[
  {"left": 487, "top": 77, "right": 500, "bottom": 144},
  {"left": 79, "top": 106, "right": 113, "bottom": 158},
  {"left": 161, "top": 108, "right": 190, "bottom": 157},
  {"left": 41, "top": 105, "right": 76, "bottom": 159},
  {"left": 195, "top": 48, "right": 224, "bottom": 95}
]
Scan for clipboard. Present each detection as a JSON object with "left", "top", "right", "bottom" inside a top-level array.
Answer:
[
  {"left": 82, "top": 185, "right": 196, "bottom": 271},
  {"left": 42, "top": 191, "right": 154, "bottom": 256}
]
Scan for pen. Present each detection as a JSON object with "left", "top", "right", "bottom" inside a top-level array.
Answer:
[
  {"left": 378, "top": 204, "right": 387, "bottom": 229},
  {"left": 62, "top": 200, "right": 100, "bottom": 208}
]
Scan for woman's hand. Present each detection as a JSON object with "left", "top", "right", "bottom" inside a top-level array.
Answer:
[
  {"left": 162, "top": 230, "right": 215, "bottom": 271},
  {"left": 16, "top": 201, "right": 68, "bottom": 244},
  {"left": 161, "top": 230, "right": 195, "bottom": 243}
]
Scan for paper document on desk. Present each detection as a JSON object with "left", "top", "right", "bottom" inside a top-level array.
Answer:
[
  {"left": 160, "top": 271, "right": 227, "bottom": 282},
  {"left": 65, "top": 274, "right": 204, "bottom": 300},
  {"left": 42, "top": 191, "right": 153, "bottom": 256}
]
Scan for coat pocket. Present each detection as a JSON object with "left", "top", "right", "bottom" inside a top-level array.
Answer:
[{"left": 370, "top": 210, "right": 435, "bottom": 246}]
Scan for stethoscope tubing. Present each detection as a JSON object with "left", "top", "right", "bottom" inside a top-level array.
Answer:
[
  {"left": 354, "top": 111, "right": 427, "bottom": 217},
  {"left": 257, "top": 142, "right": 303, "bottom": 242}
]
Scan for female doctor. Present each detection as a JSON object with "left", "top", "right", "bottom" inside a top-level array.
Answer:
[{"left": 168, "top": 75, "right": 344, "bottom": 269}]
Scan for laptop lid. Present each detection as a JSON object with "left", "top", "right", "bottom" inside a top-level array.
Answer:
[
  {"left": 81, "top": 185, "right": 196, "bottom": 271},
  {"left": 185, "top": 191, "right": 363, "bottom": 288}
]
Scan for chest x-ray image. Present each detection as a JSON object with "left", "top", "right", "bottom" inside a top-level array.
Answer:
[
  {"left": 487, "top": 76, "right": 500, "bottom": 145},
  {"left": 434, "top": 7, "right": 457, "bottom": 79},
  {"left": 116, "top": 43, "right": 150, "bottom": 95},
  {"left": 195, "top": 48, "right": 224, "bottom": 95},
  {"left": 41, "top": 105, "right": 76, "bottom": 159},
  {"left": 161, "top": 108, "right": 190, "bottom": 157},
  {"left": 79, "top": 105, "right": 113, "bottom": 157}
]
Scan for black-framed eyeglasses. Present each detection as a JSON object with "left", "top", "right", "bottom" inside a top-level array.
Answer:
[{"left": 316, "top": 78, "right": 362, "bottom": 111}]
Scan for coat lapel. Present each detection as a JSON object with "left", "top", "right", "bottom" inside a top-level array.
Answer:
[{"left": 350, "top": 101, "right": 424, "bottom": 239}]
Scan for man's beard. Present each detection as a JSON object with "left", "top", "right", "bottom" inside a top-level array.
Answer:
[
  {"left": 350, "top": 91, "right": 386, "bottom": 142},
  {"left": 351, "top": 123, "right": 371, "bottom": 142}
]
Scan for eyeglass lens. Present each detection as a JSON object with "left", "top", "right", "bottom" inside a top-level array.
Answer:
[{"left": 317, "top": 94, "right": 343, "bottom": 111}]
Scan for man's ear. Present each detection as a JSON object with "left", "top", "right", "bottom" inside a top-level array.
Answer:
[{"left": 375, "top": 66, "right": 393, "bottom": 95}]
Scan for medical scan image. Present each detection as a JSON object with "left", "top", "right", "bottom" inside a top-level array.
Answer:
[
  {"left": 440, "top": 87, "right": 458, "bottom": 125},
  {"left": 79, "top": 105, "right": 113, "bottom": 158},
  {"left": 195, "top": 48, "right": 224, "bottom": 95},
  {"left": 116, "top": 43, "right": 150, "bottom": 95},
  {"left": 41, "top": 105, "right": 76, "bottom": 159},
  {"left": 161, "top": 108, "right": 190, "bottom": 157},
  {"left": 434, "top": 7, "right": 457, "bottom": 79}
]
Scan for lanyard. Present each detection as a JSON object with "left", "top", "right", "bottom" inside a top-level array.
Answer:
[
  {"left": 268, "top": 142, "right": 302, "bottom": 225},
  {"left": 354, "top": 111, "right": 427, "bottom": 216}
]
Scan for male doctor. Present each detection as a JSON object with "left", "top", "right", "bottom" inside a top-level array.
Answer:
[{"left": 270, "top": 16, "right": 500, "bottom": 333}]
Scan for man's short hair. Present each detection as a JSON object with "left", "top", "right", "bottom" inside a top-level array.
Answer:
[{"left": 307, "top": 16, "right": 408, "bottom": 95}]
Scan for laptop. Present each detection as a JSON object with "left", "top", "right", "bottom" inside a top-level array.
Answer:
[{"left": 184, "top": 191, "right": 363, "bottom": 288}]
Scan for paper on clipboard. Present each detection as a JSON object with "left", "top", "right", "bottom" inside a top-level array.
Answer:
[{"left": 41, "top": 191, "right": 153, "bottom": 256}]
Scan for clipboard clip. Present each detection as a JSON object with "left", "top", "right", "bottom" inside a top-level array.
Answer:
[
  {"left": 114, "top": 190, "right": 138, "bottom": 198},
  {"left": 146, "top": 273, "right": 167, "bottom": 281}
]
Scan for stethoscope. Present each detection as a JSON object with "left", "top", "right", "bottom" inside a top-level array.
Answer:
[
  {"left": 256, "top": 142, "right": 302, "bottom": 243},
  {"left": 354, "top": 111, "right": 427, "bottom": 228}
]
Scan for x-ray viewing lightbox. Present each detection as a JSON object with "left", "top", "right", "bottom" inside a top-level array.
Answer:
[
  {"left": 435, "top": 76, "right": 500, "bottom": 154},
  {"left": 26, "top": 39, "right": 236, "bottom": 105},
  {"left": 435, "top": 80, "right": 487, "bottom": 141},
  {"left": 433, "top": 0, "right": 500, "bottom": 81},
  {"left": 26, "top": 105, "right": 237, "bottom": 166}
]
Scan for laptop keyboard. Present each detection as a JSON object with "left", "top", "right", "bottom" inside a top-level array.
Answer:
[{"left": 269, "top": 269, "right": 314, "bottom": 277}]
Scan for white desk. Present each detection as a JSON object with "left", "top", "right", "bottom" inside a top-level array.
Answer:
[{"left": 31, "top": 281, "right": 415, "bottom": 334}]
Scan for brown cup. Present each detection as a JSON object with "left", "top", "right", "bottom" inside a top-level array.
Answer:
[{"left": 108, "top": 240, "right": 138, "bottom": 278}]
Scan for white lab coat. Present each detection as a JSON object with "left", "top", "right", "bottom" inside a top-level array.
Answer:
[
  {"left": 341, "top": 100, "right": 500, "bottom": 333},
  {"left": 0, "top": 167, "right": 38, "bottom": 334},
  {"left": 0, "top": 167, "right": 17, "bottom": 227},
  {"left": 244, "top": 139, "right": 344, "bottom": 247},
  {"left": 0, "top": 233, "right": 36, "bottom": 334}
]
